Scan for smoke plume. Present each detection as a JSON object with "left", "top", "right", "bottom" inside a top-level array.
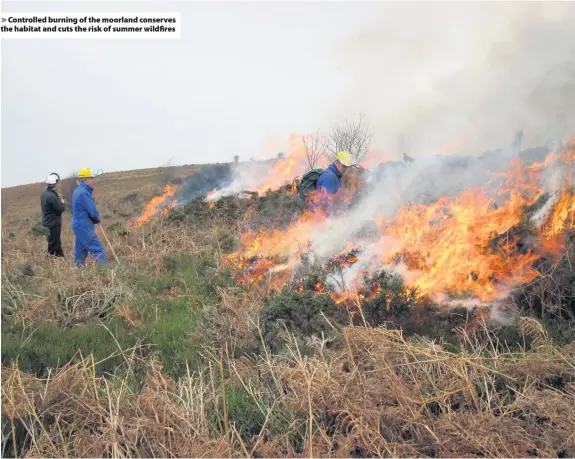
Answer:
[
  {"left": 174, "top": 164, "right": 233, "bottom": 206},
  {"left": 330, "top": 2, "right": 575, "bottom": 158}
]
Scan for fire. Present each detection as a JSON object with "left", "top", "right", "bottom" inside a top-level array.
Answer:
[
  {"left": 135, "top": 185, "right": 178, "bottom": 227},
  {"left": 252, "top": 134, "right": 315, "bottom": 195},
  {"left": 226, "top": 144, "right": 575, "bottom": 304},
  {"left": 230, "top": 209, "right": 330, "bottom": 261},
  {"left": 542, "top": 190, "right": 575, "bottom": 238},
  {"left": 205, "top": 188, "right": 218, "bottom": 209},
  {"left": 377, "top": 188, "right": 543, "bottom": 301},
  {"left": 204, "top": 133, "right": 319, "bottom": 203}
]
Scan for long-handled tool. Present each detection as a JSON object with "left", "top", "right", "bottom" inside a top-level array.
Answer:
[{"left": 98, "top": 224, "right": 120, "bottom": 263}]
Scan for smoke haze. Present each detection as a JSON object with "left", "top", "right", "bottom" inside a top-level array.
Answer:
[{"left": 329, "top": 2, "right": 575, "bottom": 158}]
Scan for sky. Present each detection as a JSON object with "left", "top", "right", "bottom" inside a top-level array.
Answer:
[{"left": 2, "top": 1, "right": 574, "bottom": 188}]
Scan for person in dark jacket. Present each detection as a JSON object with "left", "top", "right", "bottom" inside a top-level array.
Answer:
[
  {"left": 41, "top": 172, "right": 66, "bottom": 257},
  {"left": 71, "top": 168, "right": 107, "bottom": 267}
]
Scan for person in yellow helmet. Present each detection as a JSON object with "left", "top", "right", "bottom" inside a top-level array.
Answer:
[
  {"left": 307, "top": 151, "right": 353, "bottom": 213},
  {"left": 315, "top": 151, "right": 353, "bottom": 194},
  {"left": 71, "top": 168, "right": 107, "bottom": 266}
]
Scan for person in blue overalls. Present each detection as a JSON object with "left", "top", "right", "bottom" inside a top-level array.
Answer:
[
  {"left": 309, "top": 150, "right": 353, "bottom": 214},
  {"left": 71, "top": 168, "right": 107, "bottom": 267}
]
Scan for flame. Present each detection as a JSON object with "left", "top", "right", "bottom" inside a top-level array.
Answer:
[
  {"left": 205, "top": 188, "right": 218, "bottom": 209},
  {"left": 205, "top": 133, "right": 317, "bottom": 203},
  {"left": 251, "top": 134, "right": 314, "bottom": 195},
  {"left": 135, "top": 185, "right": 178, "bottom": 227},
  {"left": 226, "top": 144, "right": 574, "bottom": 303},
  {"left": 377, "top": 188, "right": 542, "bottom": 301}
]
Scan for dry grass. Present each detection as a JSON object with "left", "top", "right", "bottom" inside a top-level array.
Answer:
[
  {"left": 2, "top": 324, "right": 574, "bottom": 458},
  {"left": 2, "top": 164, "right": 575, "bottom": 458}
]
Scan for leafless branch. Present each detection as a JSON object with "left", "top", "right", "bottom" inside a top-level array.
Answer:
[
  {"left": 324, "top": 114, "right": 373, "bottom": 164},
  {"left": 302, "top": 130, "right": 325, "bottom": 169}
]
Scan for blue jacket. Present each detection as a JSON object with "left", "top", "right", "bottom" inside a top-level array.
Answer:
[
  {"left": 315, "top": 164, "right": 342, "bottom": 194},
  {"left": 309, "top": 164, "right": 343, "bottom": 214},
  {"left": 71, "top": 182, "right": 101, "bottom": 230}
]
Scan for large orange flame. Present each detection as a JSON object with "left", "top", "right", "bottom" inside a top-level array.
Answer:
[
  {"left": 135, "top": 184, "right": 178, "bottom": 227},
  {"left": 226, "top": 144, "right": 575, "bottom": 303},
  {"left": 251, "top": 133, "right": 320, "bottom": 195}
]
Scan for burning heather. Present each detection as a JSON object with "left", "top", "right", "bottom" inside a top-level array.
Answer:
[
  {"left": 133, "top": 134, "right": 574, "bottom": 308},
  {"left": 205, "top": 133, "right": 322, "bottom": 202},
  {"left": 135, "top": 184, "right": 178, "bottom": 227},
  {"left": 225, "top": 141, "right": 575, "bottom": 305},
  {"left": 135, "top": 164, "right": 233, "bottom": 226},
  {"left": 134, "top": 134, "right": 319, "bottom": 225}
]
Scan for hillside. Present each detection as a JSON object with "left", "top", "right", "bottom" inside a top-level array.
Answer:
[
  {"left": 1, "top": 148, "right": 575, "bottom": 458},
  {"left": 1, "top": 164, "right": 201, "bottom": 224}
]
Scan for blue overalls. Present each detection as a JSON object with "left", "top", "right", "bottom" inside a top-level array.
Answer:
[{"left": 71, "top": 182, "right": 107, "bottom": 266}]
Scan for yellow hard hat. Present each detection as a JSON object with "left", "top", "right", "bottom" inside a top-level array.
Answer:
[
  {"left": 78, "top": 168, "right": 94, "bottom": 179},
  {"left": 336, "top": 151, "right": 353, "bottom": 167}
]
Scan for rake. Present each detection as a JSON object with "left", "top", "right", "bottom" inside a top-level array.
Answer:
[{"left": 98, "top": 224, "right": 120, "bottom": 264}]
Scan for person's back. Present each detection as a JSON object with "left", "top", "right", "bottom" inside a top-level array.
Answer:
[
  {"left": 41, "top": 187, "right": 65, "bottom": 228},
  {"left": 40, "top": 173, "right": 66, "bottom": 257},
  {"left": 72, "top": 181, "right": 101, "bottom": 229},
  {"left": 315, "top": 163, "right": 343, "bottom": 195}
]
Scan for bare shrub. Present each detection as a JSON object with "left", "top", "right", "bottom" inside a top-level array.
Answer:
[
  {"left": 49, "top": 270, "right": 133, "bottom": 327},
  {"left": 511, "top": 231, "right": 575, "bottom": 319},
  {"left": 302, "top": 130, "right": 325, "bottom": 169},
  {"left": 323, "top": 113, "right": 373, "bottom": 164}
]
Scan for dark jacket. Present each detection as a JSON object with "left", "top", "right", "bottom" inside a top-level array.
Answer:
[
  {"left": 41, "top": 187, "right": 66, "bottom": 227},
  {"left": 72, "top": 182, "right": 101, "bottom": 230}
]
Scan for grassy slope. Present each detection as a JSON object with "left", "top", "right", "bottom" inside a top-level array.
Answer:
[
  {"left": 1, "top": 163, "right": 574, "bottom": 458},
  {"left": 1, "top": 164, "right": 200, "bottom": 231}
]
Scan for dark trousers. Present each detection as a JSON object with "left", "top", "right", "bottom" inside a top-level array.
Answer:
[{"left": 47, "top": 224, "right": 64, "bottom": 257}]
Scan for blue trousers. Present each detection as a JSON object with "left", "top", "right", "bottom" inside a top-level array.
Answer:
[{"left": 73, "top": 225, "right": 107, "bottom": 266}]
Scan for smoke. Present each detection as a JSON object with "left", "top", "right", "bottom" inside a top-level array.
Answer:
[
  {"left": 204, "top": 3, "right": 575, "bottom": 305},
  {"left": 205, "top": 159, "right": 278, "bottom": 201},
  {"left": 308, "top": 153, "right": 502, "bottom": 261},
  {"left": 206, "top": 134, "right": 313, "bottom": 201},
  {"left": 174, "top": 164, "right": 233, "bottom": 206},
  {"left": 330, "top": 2, "right": 575, "bottom": 158},
  {"left": 301, "top": 139, "right": 568, "bottom": 302}
]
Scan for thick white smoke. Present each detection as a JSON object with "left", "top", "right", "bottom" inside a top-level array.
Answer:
[
  {"left": 205, "top": 160, "right": 278, "bottom": 201},
  {"left": 206, "top": 135, "right": 315, "bottom": 201},
  {"left": 299, "top": 2, "right": 575, "bottom": 298},
  {"left": 305, "top": 147, "right": 569, "bottom": 301},
  {"left": 328, "top": 2, "right": 575, "bottom": 158}
]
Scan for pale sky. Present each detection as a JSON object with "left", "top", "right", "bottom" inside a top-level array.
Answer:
[
  {"left": 1, "top": 1, "right": 373, "bottom": 187},
  {"left": 2, "top": 1, "right": 574, "bottom": 187}
]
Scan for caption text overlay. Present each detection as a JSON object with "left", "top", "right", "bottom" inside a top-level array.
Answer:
[{"left": 0, "top": 13, "right": 181, "bottom": 39}]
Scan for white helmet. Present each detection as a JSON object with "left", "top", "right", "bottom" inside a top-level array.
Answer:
[{"left": 46, "top": 172, "right": 60, "bottom": 186}]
